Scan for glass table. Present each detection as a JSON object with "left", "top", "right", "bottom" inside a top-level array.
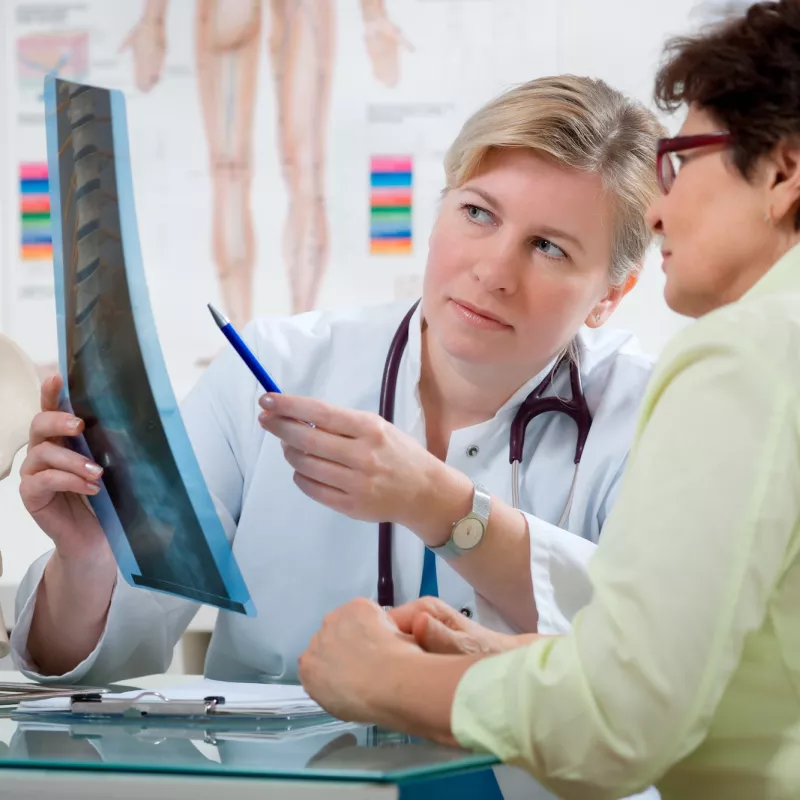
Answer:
[{"left": 0, "top": 673, "right": 507, "bottom": 799}]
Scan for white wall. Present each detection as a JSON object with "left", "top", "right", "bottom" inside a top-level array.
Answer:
[
  {"left": 557, "top": 0, "right": 697, "bottom": 355},
  {"left": 0, "top": 0, "right": 703, "bottom": 619}
]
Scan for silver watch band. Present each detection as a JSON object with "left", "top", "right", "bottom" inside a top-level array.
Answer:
[
  {"left": 472, "top": 482, "right": 491, "bottom": 521},
  {"left": 435, "top": 538, "right": 464, "bottom": 560}
]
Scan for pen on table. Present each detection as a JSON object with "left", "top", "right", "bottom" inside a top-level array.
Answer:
[{"left": 207, "top": 303, "right": 282, "bottom": 394}]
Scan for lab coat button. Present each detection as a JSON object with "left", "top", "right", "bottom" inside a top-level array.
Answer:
[
  {"left": 460, "top": 607, "right": 473, "bottom": 618},
  {"left": 466, "top": 445, "right": 479, "bottom": 457}
]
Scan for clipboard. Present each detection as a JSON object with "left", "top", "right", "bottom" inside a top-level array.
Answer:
[
  {"left": 61, "top": 690, "right": 328, "bottom": 722},
  {"left": 14, "top": 678, "right": 326, "bottom": 725}
]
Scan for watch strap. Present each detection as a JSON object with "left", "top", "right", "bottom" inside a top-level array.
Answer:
[
  {"left": 472, "top": 483, "right": 491, "bottom": 522},
  {"left": 430, "top": 537, "right": 463, "bottom": 561}
]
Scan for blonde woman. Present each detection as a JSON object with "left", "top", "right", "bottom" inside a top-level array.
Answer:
[{"left": 15, "top": 77, "right": 661, "bottom": 700}]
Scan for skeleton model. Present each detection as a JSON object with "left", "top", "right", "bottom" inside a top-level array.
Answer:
[{"left": 0, "top": 334, "right": 41, "bottom": 657}]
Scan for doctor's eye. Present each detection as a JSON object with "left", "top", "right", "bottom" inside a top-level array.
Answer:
[
  {"left": 460, "top": 203, "right": 494, "bottom": 226},
  {"left": 532, "top": 237, "right": 568, "bottom": 260}
]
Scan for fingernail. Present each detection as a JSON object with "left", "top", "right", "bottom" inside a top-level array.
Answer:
[
  {"left": 258, "top": 412, "right": 268, "bottom": 425},
  {"left": 85, "top": 462, "right": 102, "bottom": 477},
  {"left": 259, "top": 395, "right": 275, "bottom": 409},
  {"left": 66, "top": 417, "right": 81, "bottom": 431},
  {"left": 86, "top": 482, "right": 100, "bottom": 494}
]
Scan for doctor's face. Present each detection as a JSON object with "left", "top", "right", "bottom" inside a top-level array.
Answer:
[{"left": 422, "top": 148, "right": 625, "bottom": 374}]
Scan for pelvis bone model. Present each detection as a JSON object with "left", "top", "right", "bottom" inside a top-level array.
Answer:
[
  {"left": 0, "top": 334, "right": 40, "bottom": 481},
  {"left": 0, "top": 334, "right": 42, "bottom": 657}
]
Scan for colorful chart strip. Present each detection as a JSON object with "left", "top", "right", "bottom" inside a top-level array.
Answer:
[
  {"left": 370, "top": 155, "right": 412, "bottom": 255},
  {"left": 20, "top": 162, "right": 52, "bottom": 262}
]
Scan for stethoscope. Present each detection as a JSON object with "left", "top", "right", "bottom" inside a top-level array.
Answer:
[{"left": 376, "top": 300, "right": 592, "bottom": 607}]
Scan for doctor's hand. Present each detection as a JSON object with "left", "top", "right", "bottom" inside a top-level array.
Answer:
[
  {"left": 390, "top": 597, "right": 539, "bottom": 656},
  {"left": 258, "top": 393, "right": 470, "bottom": 540},
  {"left": 19, "top": 374, "right": 113, "bottom": 566},
  {"left": 299, "top": 597, "right": 420, "bottom": 724}
]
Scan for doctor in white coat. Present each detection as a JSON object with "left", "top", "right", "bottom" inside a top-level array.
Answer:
[{"left": 11, "top": 75, "right": 662, "bottom": 690}]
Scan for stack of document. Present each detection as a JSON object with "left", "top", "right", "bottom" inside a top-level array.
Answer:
[{"left": 17, "top": 678, "right": 324, "bottom": 719}]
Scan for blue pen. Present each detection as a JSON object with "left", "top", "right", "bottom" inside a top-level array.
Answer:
[{"left": 207, "top": 304, "right": 282, "bottom": 394}]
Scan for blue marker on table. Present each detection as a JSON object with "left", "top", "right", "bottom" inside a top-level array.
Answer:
[{"left": 207, "top": 304, "right": 281, "bottom": 394}]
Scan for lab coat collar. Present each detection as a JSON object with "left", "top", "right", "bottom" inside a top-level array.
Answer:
[
  {"left": 406, "top": 301, "right": 424, "bottom": 406},
  {"left": 743, "top": 240, "right": 800, "bottom": 300},
  {"left": 405, "top": 302, "right": 561, "bottom": 423}
]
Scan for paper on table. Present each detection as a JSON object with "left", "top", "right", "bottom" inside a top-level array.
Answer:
[{"left": 17, "top": 678, "right": 321, "bottom": 716}]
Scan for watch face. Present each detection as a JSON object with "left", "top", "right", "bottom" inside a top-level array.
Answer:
[{"left": 453, "top": 516, "right": 485, "bottom": 550}]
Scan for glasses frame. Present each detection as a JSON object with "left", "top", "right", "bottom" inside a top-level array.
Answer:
[{"left": 656, "top": 132, "right": 733, "bottom": 194}]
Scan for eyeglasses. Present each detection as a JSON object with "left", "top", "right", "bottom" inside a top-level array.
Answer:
[{"left": 656, "top": 132, "right": 733, "bottom": 194}]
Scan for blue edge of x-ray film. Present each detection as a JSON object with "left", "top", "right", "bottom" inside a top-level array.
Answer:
[{"left": 44, "top": 75, "right": 255, "bottom": 617}]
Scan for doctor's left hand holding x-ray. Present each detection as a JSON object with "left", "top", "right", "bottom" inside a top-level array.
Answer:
[{"left": 12, "top": 76, "right": 662, "bottom": 695}]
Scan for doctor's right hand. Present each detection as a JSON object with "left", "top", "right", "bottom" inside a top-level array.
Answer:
[
  {"left": 19, "top": 374, "right": 112, "bottom": 565},
  {"left": 390, "top": 597, "right": 540, "bottom": 656}
]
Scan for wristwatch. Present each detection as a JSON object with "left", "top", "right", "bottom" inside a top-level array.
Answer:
[{"left": 430, "top": 481, "right": 491, "bottom": 561}]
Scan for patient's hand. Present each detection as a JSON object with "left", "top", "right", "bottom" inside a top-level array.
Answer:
[{"left": 390, "top": 597, "right": 540, "bottom": 656}]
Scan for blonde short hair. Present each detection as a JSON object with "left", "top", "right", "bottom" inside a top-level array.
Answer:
[{"left": 443, "top": 75, "right": 665, "bottom": 286}]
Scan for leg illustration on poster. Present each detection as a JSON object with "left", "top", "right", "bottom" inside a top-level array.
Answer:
[
  {"left": 269, "top": 0, "right": 335, "bottom": 315},
  {"left": 195, "top": 0, "right": 261, "bottom": 330},
  {"left": 122, "top": 0, "right": 411, "bottom": 325}
]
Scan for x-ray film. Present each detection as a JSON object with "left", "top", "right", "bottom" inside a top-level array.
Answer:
[{"left": 44, "top": 76, "right": 255, "bottom": 616}]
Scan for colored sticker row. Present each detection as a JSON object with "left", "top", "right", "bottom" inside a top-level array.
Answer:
[{"left": 370, "top": 155, "right": 412, "bottom": 255}]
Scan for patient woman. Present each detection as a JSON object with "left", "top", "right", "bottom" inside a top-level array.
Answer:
[{"left": 299, "top": 3, "right": 800, "bottom": 798}]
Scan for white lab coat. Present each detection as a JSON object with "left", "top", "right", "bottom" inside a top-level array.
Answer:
[
  {"left": 10, "top": 299, "right": 659, "bottom": 799},
  {"left": 12, "top": 300, "right": 654, "bottom": 682}
]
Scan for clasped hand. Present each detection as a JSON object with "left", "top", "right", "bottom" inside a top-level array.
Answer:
[{"left": 298, "top": 596, "right": 530, "bottom": 725}]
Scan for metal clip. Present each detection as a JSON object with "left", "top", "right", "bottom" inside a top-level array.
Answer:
[{"left": 70, "top": 691, "right": 227, "bottom": 717}]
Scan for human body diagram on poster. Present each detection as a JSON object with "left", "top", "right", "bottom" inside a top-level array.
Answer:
[{"left": 122, "top": 0, "right": 412, "bottom": 329}]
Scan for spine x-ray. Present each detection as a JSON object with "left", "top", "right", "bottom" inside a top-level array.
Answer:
[{"left": 44, "top": 76, "right": 254, "bottom": 616}]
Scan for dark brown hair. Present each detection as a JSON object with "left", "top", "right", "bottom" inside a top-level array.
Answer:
[{"left": 655, "top": 0, "right": 800, "bottom": 186}]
